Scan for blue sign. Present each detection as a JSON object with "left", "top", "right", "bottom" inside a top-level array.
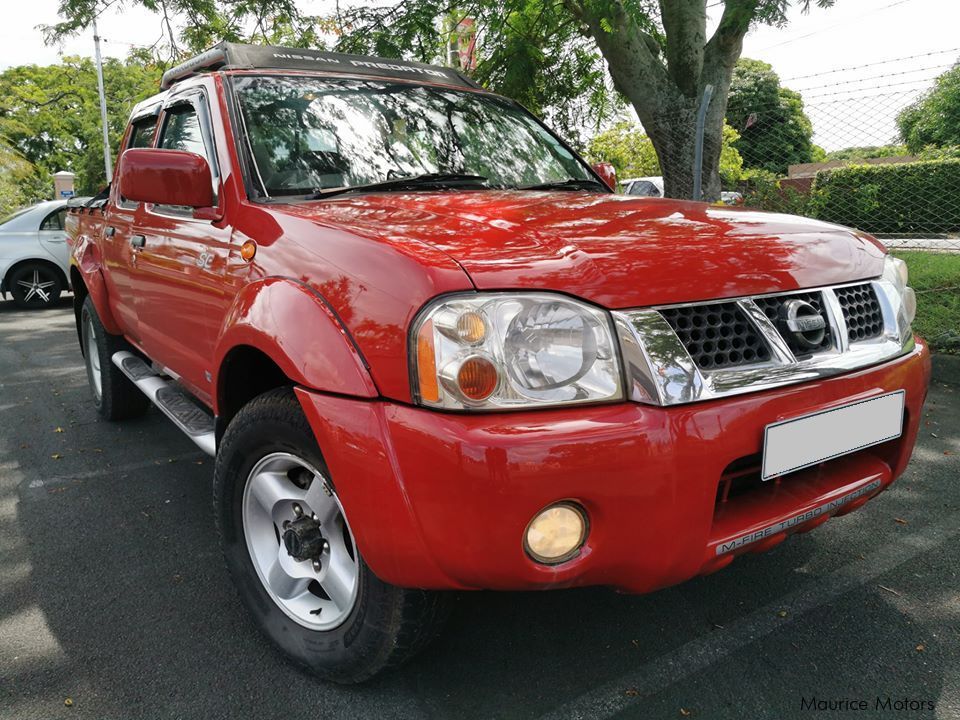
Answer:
[{"left": 60, "top": 189, "right": 75, "bottom": 198}]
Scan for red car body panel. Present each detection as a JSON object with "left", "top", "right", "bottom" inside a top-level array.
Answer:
[
  {"left": 67, "top": 67, "right": 930, "bottom": 597},
  {"left": 272, "top": 193, "right": 886, "bottom": 402}
]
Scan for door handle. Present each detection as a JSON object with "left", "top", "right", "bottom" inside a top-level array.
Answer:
[
  {"left": 105, "top": 226, "right": 115, "bottom": 237},
  {"left": 130, "top": 235, "right": 146, "bottom": 249}
]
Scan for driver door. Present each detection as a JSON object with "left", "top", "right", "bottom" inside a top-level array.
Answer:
[{"left": 130, "top": 93, "right": 232, "bottom": 403}]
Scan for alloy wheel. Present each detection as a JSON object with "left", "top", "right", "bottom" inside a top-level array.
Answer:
[{"left": 241, "top": 452, "right": 360, "bottom": 630}]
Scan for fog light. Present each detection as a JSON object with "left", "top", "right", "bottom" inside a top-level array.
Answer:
[{"left": 524, "top": 502, "right": 587, "bottom": 564}]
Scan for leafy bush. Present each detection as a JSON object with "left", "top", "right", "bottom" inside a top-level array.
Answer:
[
  {"left": 738, "top": 169, "right": 811, "bottom": 215},
  {"left": 809, "top": 158, "right": 960, "bottom": 235}
]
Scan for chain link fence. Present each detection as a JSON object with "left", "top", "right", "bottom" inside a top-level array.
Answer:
[
  {"left": 727, "top": 87, "right": 960, "bottom": 253},
  {"left": 723, "top": 75, "right": 959, "bottom": 352},
  {"left": 616, "top": 65, "right": 959, "bottom": 352}
]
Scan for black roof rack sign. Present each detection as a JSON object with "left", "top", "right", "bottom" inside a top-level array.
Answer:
[{"left": 160, "top": 41, "right": 480, "bottom": 91}]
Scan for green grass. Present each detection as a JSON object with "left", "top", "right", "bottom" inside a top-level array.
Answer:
[{"left": 892, "top": 251, "right": 960, "bottom": 354}]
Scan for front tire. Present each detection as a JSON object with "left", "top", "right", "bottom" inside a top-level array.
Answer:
[
  {"left": 80, "top": 295, "right": 150, "bottom": 420},
  {"left": 214, "top": 388, "right": 448, "bottom": 683},
  {"left": 9, "top": 263, "right": 63, "bottom": 309}
]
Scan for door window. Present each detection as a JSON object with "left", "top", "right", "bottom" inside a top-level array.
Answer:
[
  {"left": 155, "top": 101, "right": 218, "bottom": 212},
  {"left": 159, "top": 106, "right": 208, "bottom": 158},
  {"left": 40, "top": 207, "right": 66, "bottom": 231},
  {"left": 128, "top": 117, "right": 158, "bottom": 149},
  {"left": 119, "top": 116, "right": 160, "bottom": 209},
  {"left": 627, "top": 180, "right": 661, "bottom": 197}
]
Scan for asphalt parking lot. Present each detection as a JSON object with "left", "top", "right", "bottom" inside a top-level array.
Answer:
[{"left": 1, "top": 298, "right": 958, "bottom": 720}]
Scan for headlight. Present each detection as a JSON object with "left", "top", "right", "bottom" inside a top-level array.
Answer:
[
  {"left": 412, "top": 293, "right": 623, "bottom": 410},
  {"left": 881, "top": 255, "right": 916, "bottom": 329}
]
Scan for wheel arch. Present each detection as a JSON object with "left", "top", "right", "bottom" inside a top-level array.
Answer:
[
  {"left": 213, "top": 277, "right": 379, "bottom": 435},
  {"left": 71, "top": 235, "right": 123, "bottom": 335},
  {"left": 2, "top": 257, "right": 68, "bottom": 295},
  {"left": 215, "top": 345, "right": 292, "bottom": 441}
]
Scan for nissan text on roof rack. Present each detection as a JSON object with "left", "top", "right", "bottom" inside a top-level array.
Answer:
[{"left": 66, "top": 41, "right": 930, "bottom": 683}]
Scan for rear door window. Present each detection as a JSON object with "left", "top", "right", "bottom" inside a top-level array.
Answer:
[
  {"left": 119, "top": 116, "right": 159, "bottom": 209},
  {"left": 40, "top": 208, "right": 66, "bottom": 231},
  {"left": 128, "top": 117, "right": 158, "bottom": 149}
]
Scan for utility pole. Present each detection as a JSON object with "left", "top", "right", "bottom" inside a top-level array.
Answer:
[{"left": 92, "top": 14, "right": 113, "bottom": 183}]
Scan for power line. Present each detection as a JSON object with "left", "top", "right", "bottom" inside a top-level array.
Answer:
[
  {"left": 782, "top": 47, "right": 960, "bottom": 82},
  {"left": 756, "top": 0, "right": 915, "bottom": 51},
  {"left": 790, "top": 63, "right": 955, "bottom": 92}
]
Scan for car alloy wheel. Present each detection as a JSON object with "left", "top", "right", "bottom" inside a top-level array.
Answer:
[
  {"left": 82, "top": 311, "right": 103, "bottom": 403},
  {"left": 13, "top": 267, "right": 60, "bottom": 307},
  {"left": 241, "top": 452, "right": 360, "bottom": 630}
]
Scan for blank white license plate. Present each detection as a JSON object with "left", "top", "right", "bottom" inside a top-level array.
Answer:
[{"left": 762, "top": 391, "right": 905, "bottom": 480}]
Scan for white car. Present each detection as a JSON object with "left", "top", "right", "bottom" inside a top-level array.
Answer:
[
  {"left": 621, "top": 176, "right": 664, "bottom": 197},
  {"left": 622, "top": 177, "right": 744, "bottom": 205},
  {"left": 0, "top": 200, "right": 74, "bottom": 309}
]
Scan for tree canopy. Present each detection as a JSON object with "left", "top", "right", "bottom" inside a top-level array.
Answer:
[
  {"left": 0, "top": 57, "right": 160, "bottom": 198},
  {"left": 897, "top": 64, "right": 960, "bottom": 153},
  {"left": 47, "top": 0, "right": 835, "bottom": 200},
  {"left": 0, "top": 140, "right": 43, "bottom": 217},
  {"left": 725, "top": 58, "right": 821, "bottom": 175}
]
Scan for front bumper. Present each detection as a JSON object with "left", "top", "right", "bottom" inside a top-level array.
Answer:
[{"left": 296, "top": 340, "right": 930, "bottom": 593}]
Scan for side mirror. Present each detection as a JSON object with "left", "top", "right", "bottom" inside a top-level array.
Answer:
[
  {"left": 592, "top": 162, "right": 617, "bottom": 191},
  {"left": 118, "top": 148, "right": 214, "bottom": 212}
]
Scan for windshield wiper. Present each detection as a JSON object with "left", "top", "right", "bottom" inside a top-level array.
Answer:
[
  {"left": 516, "top": 178, "right": 607, "bottom": 191},
  {"left": 309, "top": 173, "right": 489, "bottom": 199}
]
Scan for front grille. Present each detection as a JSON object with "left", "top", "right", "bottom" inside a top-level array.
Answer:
[
  {"left": 754, "top": 291, "right": 833, "bottom": 357},
  {"left": 835, "top": 284, "right": 884, "bottom": 342},
  {"left": 660, "top": 303, "right": 771, "bottom": 370}
]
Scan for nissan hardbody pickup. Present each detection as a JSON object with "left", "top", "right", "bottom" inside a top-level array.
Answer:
[{"left": 66, "top": 42, "right": 930, "bottom": 682}]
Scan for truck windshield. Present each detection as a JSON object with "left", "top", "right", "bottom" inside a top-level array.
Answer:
[{"left": 232, "top": 75, "right": 596, "bottom": 198}]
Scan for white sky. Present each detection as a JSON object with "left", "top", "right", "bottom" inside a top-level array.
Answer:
[{"left": 2, "top": 0, "right": 958, "bottom": 150}]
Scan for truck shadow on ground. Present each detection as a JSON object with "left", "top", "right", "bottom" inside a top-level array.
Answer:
[{"left": 1, "top": 303, "right": 956, "bottom": 720}]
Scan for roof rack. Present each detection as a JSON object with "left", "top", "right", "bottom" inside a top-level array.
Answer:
[{"left": 160, "top": 41, "right": 481, "bottom": 91}]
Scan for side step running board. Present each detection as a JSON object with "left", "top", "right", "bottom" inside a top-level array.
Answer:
[{"left": 112, "top": 351, "right": 216, "bottom": 457}]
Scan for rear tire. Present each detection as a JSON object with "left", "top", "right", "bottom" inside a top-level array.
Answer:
[
  {"left": 214, "top": 387, "right": 449, "bottom": 683},
  {"left": 9, "top": 262, "right": 63, "bottom": 309},
  {"left": 80, "top": 295, "right": 150, "bottom": 420}
]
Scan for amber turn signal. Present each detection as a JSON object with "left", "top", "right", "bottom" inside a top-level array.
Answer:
[
  {"left": 456, "top": 356, "right": 498, "bottom": 400},
  {"left": 240, "top": 240, "right": 257, "bottom": 261},
  {"left": 416, "top": 320, "right": 440, "bottom": 403},
  {"left": 455, "top": 311, "right": 486, "bottom": 344}
]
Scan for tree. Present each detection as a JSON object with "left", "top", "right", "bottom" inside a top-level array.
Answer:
[
  {"left": 0, "top": 57, "right": 160, "bottom": 195},
  {"left": 0, "top": 139, "right": 45, "bottom": 216},
  {"left": 587, "top": 120, "right": 744, "bottom": 187},
  {"left": 338, "top": 0, "right": 834, "bottom": 199},
  {"left": 725, "top": 58, "right": 818, "bottom": 175},
  {"left": 47, "top": 0, "right": 835, "bottom": 200},
  {"left": 825, "top": 145, "right": 908, "bottom": 161},
  {"left": 897, "top": 64, "right": 960, "bottom": 153}
]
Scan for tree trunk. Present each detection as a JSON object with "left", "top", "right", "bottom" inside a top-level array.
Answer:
[{"left": 569, "top": 0, "right": 750, "bottom": 202}]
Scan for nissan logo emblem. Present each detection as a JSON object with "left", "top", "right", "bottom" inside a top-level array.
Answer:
[{"left": 778, "top": 299, "right": 827, "bottom": 349}]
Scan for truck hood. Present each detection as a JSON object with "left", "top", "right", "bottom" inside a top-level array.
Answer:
[{"left": 279, "top": 191, "right": 886, "bottom": 309}]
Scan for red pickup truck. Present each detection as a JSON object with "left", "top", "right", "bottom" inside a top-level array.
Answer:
[{"left": 67, "top": 42, "right": 930, "bottom": 682}]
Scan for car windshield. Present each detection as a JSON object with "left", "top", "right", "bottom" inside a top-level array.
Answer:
[{"left": 233, "top": 75, "right": 595, "bottom": 197}]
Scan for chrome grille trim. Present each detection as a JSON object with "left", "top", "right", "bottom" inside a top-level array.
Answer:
[{"left": 613, "top": 279, "right": 914, "bottom": 407}]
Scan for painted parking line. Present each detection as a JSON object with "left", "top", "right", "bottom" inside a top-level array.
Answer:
[{"left": 537, "top": 514, "right": 960, "bottom": 720}]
